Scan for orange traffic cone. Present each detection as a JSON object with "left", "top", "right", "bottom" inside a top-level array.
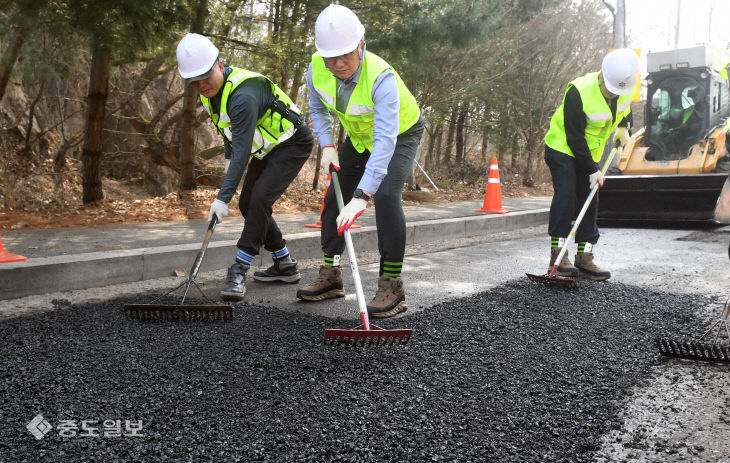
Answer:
[
  {"left": 0, "top": 232, "right": 27, "bottom": 263},
  {"left": 475, "top": 157, "right": 510, "bottom": 214},
  {"left": 304, "top": 175, "right": 360, "bottom": 229}
]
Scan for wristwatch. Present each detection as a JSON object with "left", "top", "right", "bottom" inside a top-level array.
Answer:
[{"left": 352, "top": 188, "right": 371, "bottom": 201}]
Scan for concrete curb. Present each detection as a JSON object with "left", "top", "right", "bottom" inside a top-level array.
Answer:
[{"left": 0, "top": 209, "right": 548, "bottom": 300}]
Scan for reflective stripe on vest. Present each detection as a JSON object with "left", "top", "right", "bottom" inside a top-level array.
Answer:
[
  {"left": 200, "top": 67, "right": 299, "bottom": 159},
  {"left": 545, "top": 71, "right": 633, "bottom": 162},
  {"left": 311, "top": 51, "right": 420, "bottom": 153}
]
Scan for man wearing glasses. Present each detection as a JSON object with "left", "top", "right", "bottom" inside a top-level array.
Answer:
[{"left": 296, "top": 4, "right": 424, "bottom": 319}]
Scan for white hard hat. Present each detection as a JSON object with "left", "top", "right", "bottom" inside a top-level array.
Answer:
[
  {"left": 176, "top": 33, "right": 219, "bottom": 83},
  {"left": 601, "top": 48, "right": 640, "bottom": 96},
  {"left": 315, "top": 4, "right": 365, "bottom": 58}
]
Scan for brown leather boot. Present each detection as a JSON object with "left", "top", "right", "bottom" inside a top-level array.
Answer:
[
  {"left": 367, "top": 276, "right": 408, "bottom": 318},
  {"left": 574, "top": 252, "right": 611, "bottom": 281},
  {"left": 549, "top": 248, "right": 579, "bottom": 277},
  {"left": 296, "top": 266, "right": 345, "bottom": 301}
]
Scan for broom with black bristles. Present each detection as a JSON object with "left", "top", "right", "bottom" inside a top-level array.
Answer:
[
  {"left": 124, "top": 216, "right": 232, "bottom": 322},
  {"left": 656, "top": 296, "right": 730, "bottom": 363}
]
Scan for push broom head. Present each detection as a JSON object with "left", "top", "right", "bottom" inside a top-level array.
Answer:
[
  {"left": 656, "top": 337, "right": 730, "bottom": 364},
  {"left": 324, "top": 324, "right": 412, "bottom": 346},
  {"left": 525, "top": 272, "right": 577, "bottom": 288},
  {"left": 124, "top": 303, "right": 233, "bottom": 322}
]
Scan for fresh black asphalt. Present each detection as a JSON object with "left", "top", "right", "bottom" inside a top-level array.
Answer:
[{"left": 1, "top": 279, "right": 714, "bottom": 462}]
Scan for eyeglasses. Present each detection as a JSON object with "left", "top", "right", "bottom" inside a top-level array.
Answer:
[{"left": 323, "top": 49, "right": 358, "bottom": 66}]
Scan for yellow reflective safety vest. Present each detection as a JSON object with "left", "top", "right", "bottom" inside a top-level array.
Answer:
[
  {"left": 200, "top": 67, "right": 300, "bottom": 159},
  {"left": 545, "top": 72, "right": 633, "bottom": 162},
  {"left": 310, "top": 51, "right": 420, "bottom": 153},
  {"left": 721, "top": 60, "right": 729, "bottom": 80}
]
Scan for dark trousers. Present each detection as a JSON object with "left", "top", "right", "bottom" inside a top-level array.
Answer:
[
  {"left": 236, "top": 127, "right": 313, "bottom": 255},
  {"left": 544, "top": 145, "right": 600, "bottom": 244},
  {"left": 321, "top": 117, "right": 425, "bottom": 263}
]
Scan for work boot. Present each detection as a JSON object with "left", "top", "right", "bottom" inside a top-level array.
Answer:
[
  {"left": 549, "top": 248, "right": 579, "bottom": 277},
  {"left": 221, "top": 262, "right": 248, "bottom": 301},
  {"left": 296, "top": 266, "right": 345, "bottom": 301},
  {"left": 574, "top": 252, "right": 611, "bottom": 281},
  {"left": 367, "top": 276, "right": 408, "bottom": 318},
  {"left": 253, "top": 258, "right": 301, "bottom": 283}
]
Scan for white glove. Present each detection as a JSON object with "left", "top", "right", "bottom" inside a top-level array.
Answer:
[
  {"left": 224, "top": 158, "right": 231, "bottom": 174},
  {"left": 614, "top": 127, "right": 630, "bottom": 147},
  {"left": 336, "top": 198, "right": 367, "bottom": 235},
  {"left": 208, "top": 198, "right": 228, "bottom": 222},
  {"left": 589, "top": 170, "right": 605, "bottom": 189},
  {"left": 320, "top": 145, "right": 340, "bottom": 173}
]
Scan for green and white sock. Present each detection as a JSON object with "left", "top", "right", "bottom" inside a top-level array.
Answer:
[
  {"left": 323, "top": 253, "right": 340, "bottom": 267},
  {"left": 577, "top": 242, "right": 593, "bottom": 253},
  {"left": 551, "top": 236, "right": 566, "bottom": 249}
]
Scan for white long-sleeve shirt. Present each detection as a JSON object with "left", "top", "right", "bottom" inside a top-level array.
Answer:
[{"left": 306, "top": 62, "right": 400, "bottom": 194}]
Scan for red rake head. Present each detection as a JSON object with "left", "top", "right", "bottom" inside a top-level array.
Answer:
[
  {"left": 324, "top": 326, "right": 412, "bottom": 346},
  {"left": 525, "top": 272, "right": 577, "bottom": 288}
]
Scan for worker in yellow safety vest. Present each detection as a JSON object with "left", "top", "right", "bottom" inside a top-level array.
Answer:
[
  {"left": 176, "top": 33, "right": 314, "bottom": 302},
  {"left": 296, "top": 4, "right": 424, "bottom": 319},
  {"left": 543, "top": 48, "right": 640, "bottom": 281}
]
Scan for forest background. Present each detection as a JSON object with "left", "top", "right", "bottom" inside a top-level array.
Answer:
[{"left": 0, "top": 0, "right": 616, "bottom": 231}]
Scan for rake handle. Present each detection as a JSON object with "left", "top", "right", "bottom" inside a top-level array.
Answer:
[
  {"left": 552, "top": 145, "right": 620, "bottom": 272},
  {"left": 188, "top": 215, "right": 218, "bottom": 282},
  {"left": 330, "top": 170, "right": 371, "bottom": 330}
]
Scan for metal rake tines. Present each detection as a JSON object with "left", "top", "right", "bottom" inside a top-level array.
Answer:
[
  {"left": 124, "top": 304, "right": 233, "bottom": 322},
  {"left": 324, "top": 329, "right": 412, "bottom": 346},
  {"left": 656, "top": 337, "right": 730, "bottom": 363}
]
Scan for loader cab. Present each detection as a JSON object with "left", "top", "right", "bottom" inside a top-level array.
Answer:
[{"left": 645, "top": 70, "right": 710, "bottom": 160}]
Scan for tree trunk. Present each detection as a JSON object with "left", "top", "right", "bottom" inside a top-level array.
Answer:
[
  {"left": 510, "top": 133, "right": 519, "bottom": 172},
  {"left": 455, "top": 103, "right": 467, "bottom": 165},
  {"left": 480, "top": 125, "right": 488, "bottom": 162},
  {"left": 426, "top": 127, "right": 437, "bottom": 171},
  {"left": 522, "top": 135, "right": 539, "bottom": 187},
  {"left": 81, "top": 43, "right": 111, "bottom": 204},
  {"left": 434, "top": 126, "right": 444, "bottom": 169},
  {"left": 288, "top": 62, "right": 305, "bottom": 105},
  {"left": 22, "top": 79, "right": 47, "bottom": 156},
  {"left": 311, "top": 142, "right": 322, "bottom": 191},
  {"left": 443, "top": 106, "right": 457, "bottom": 165},
  {"left": 179, "top": 0, "right": 209, "bottom": 191},
  {"left": 0, "top": 24, "right": 26, "bottom": 103},
  {"left": 179, "top": 87, "right": 199, "bottom": 190}
]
